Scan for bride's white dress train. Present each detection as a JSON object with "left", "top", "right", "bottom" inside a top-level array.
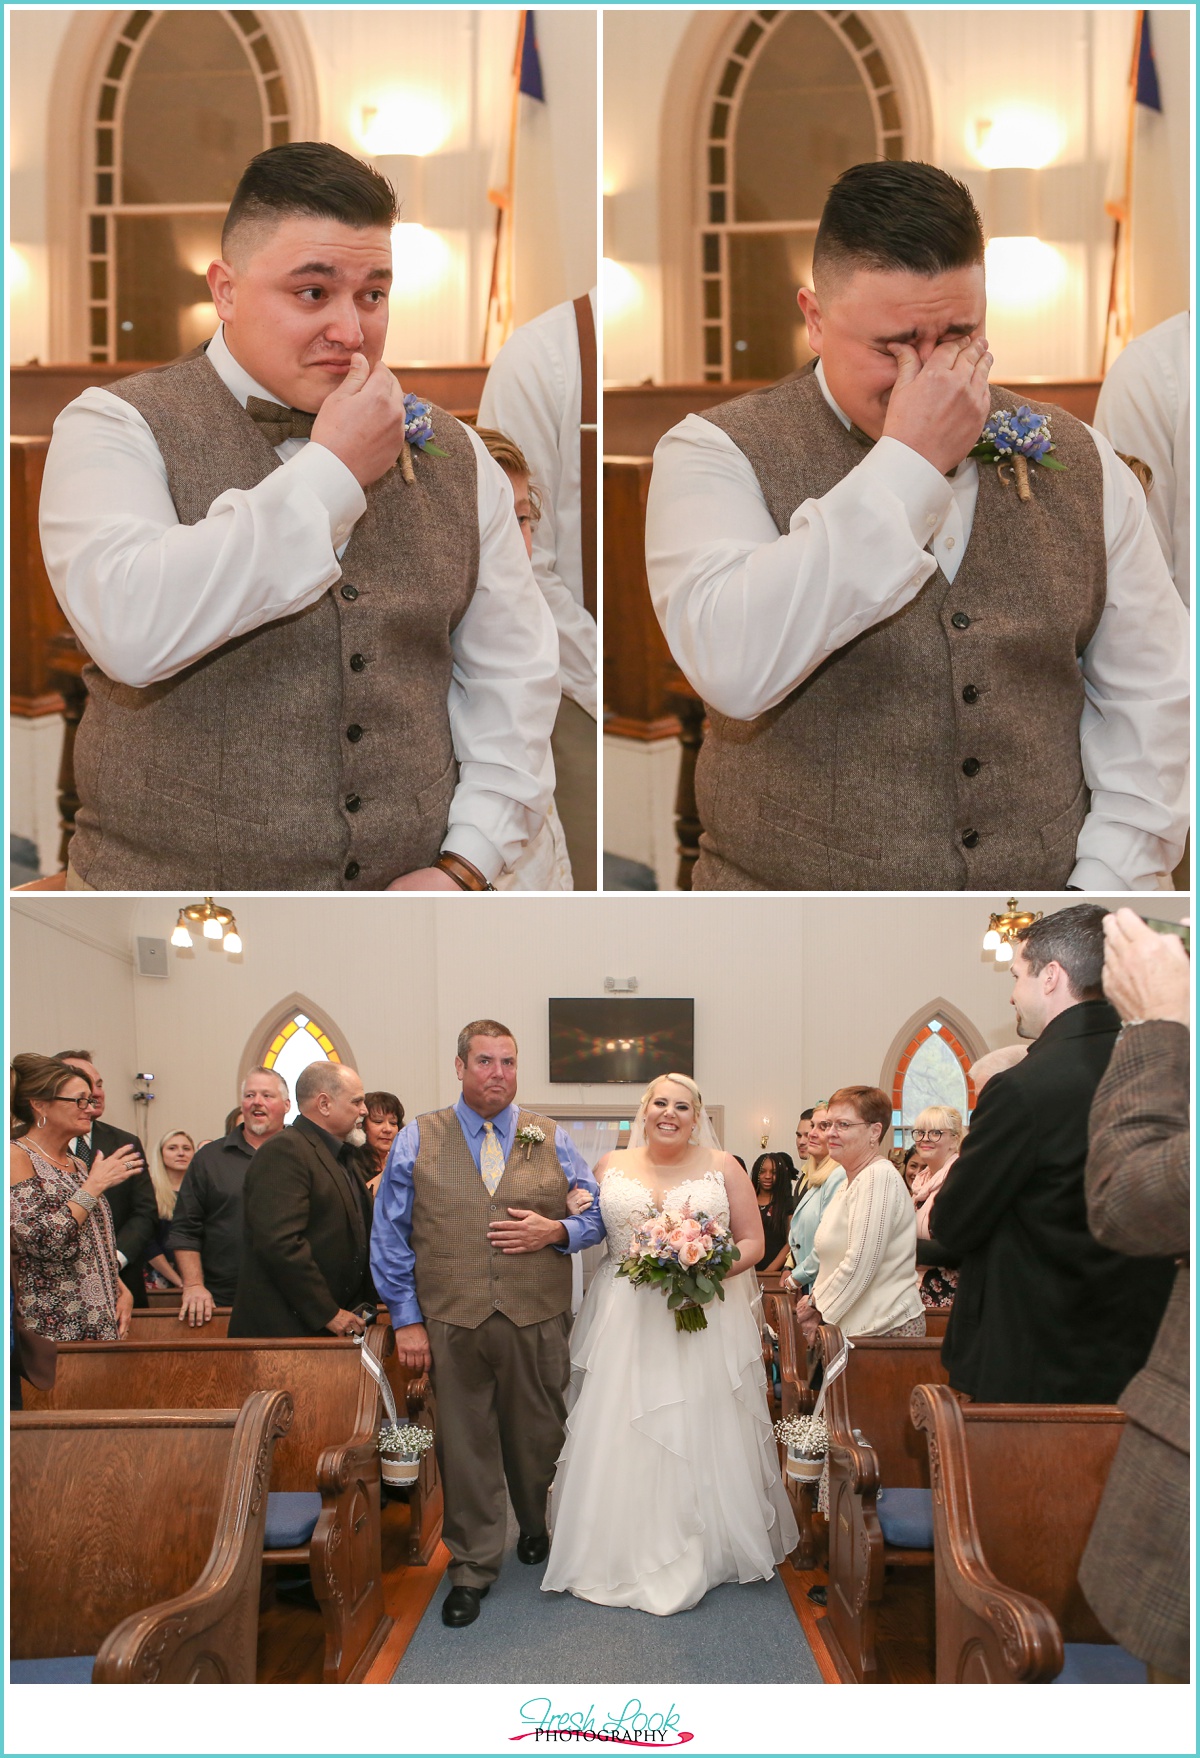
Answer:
[{"left": 541, "top": 1169, "right": 798, "bottom": 1615}]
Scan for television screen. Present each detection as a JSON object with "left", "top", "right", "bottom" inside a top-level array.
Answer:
[{"left": 548, "top": 998, "right": 694, "bottom": 1084}]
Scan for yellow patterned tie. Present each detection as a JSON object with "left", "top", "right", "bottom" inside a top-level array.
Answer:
[{"left": 480, "top": 1121, "right": 506, "bottom": 1195}]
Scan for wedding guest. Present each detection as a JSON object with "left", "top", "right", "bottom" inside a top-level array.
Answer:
[
  {"left": 787, "top": 1106, "right": 845, "bottom": 1293},
  {"left": 169, "top": 1068, "right": 288, "bottom": 1323},
  {"left": 40, "top": 140, "right": 559, "bottom": 892},
  {"left": 645, "top": 160, "right": 1188, "bottom": 892},
  {"left": 795, "top": 1087, "right": 922, "bottom": 1342},
  {"left": 144, "top": 1130, "right": 195, "bottom": 1291},
  {"left": 750, "top": 1152, "right": 797, "bottom": 1273},
  {"left": 908, "top": 1106, "right": 963, "bottom": 1309},
  {"left": 478, "top": 289, "right": 598, "bottom": 887},
  {"left": 1094, "top": 312, "right": 1189, "bottom": 604},
  {"left": 356, "top": 1090, "right": 405, "bottom": 1196},
  {"left": 900, "top": 1143, "right": 922, "bottom": 1189},
  {"left": 1078, "top": 908, "right": 1191, "bottom": 1681},
  {"left": 9, "top": 1054, "right": 142, "bottom": 1341},
  {"left": 56, "top": 1050, "right": 154, "bottom": 1309},
  {"left": 932, "top": 905, "right": 1175, "bottom": 1402},
  {"left": 477, "top": 426, "right": 572, "bottom": 891},
  {"left": 967, "top": 1043, "right": 1028, "bottom": 1096}
]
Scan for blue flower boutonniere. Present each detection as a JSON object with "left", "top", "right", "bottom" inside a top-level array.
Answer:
[
  {"left": 399, "top": 392, "right": 449, "bottom": 484},
  {"left": 970, "top": 406, "right": 1065, "bottom": 502}
]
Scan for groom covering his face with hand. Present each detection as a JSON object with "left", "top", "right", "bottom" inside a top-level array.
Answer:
[
  {"left": 40, "top": 141, "right": 559, "bottom": 891},
  {"left": 646, "top": 159, "right": 1189, "bottom": 893},
  {"left": 372, "top": 1020, "right": 604, "bottom": 1628}
]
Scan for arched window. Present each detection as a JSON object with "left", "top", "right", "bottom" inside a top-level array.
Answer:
[
  {"left": 242, "top": 993, "right": 354, "bottom": 1123},
  {"left": 881, "top": 1001, "right": 985, "bottom": 1147},
  {"left": 696, "top": 10, "right": 909, "bottom": 382},
  {"left": 85, "top": 9, "right": 291, "bottom": 363}
]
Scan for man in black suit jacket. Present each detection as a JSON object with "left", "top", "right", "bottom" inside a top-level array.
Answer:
[
  {"left": 57, "top": 1050, "right": 156, "bottom": 1308},
  {"left": 931, "top": 905, "right": 1174, "bottom": 1405},
  {"left": 229, "top": 1062, "right": 376, "bottom": 1338}
]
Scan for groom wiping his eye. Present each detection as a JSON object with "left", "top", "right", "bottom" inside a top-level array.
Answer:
[
  {"left": 40, "top": 141, "right": 560, "bottom": 891},
  {"left": 371, "top": 1019, "right": 604, "bottom": 1628}
]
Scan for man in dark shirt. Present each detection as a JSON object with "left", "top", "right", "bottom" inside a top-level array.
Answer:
[
  {"left": 229, "top": 1062, "right": 376, "bottom": 1339},
  {"left": 57, "top": 1049, "right": 155, "bottom": 1307},
  {"left": 168, "top": 1066, "right": 288, "bottom": 1323},
  {"left": 932, "top": 904, "right": 1175, "bottom": 1404}
]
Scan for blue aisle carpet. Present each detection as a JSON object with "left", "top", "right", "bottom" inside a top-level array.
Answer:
[{"left": 392, "top": 1537, "right": 821, "bottom": 1684}]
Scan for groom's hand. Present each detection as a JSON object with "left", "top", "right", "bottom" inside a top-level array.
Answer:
[
  {"left": 311, "top": 352, "right": 408, "bottom": 488},
  {"left": 488, "top": 1209, "right": 568, "bottom": 1254},
  {"left": 882, "top": 333, "right": 992, "bottom": 476},
  {"left": 394, "top": 1322, "right": 432, "bottom": 1372}
]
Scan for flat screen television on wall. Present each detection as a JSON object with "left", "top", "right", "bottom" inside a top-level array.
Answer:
[{"left": 548, "top": 999, "right": 695, "bottom": 1084}]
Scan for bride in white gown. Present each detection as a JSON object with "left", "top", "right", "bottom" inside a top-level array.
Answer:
[{"left": 541, "top": 1074, "right": 798, "bottom": 1616}]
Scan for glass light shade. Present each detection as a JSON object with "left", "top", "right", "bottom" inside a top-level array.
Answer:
[
  {"left": 202, "top": 916, "right": 223, "bottom": 939},
  {"left": 995, "top": 942, "right": 1014, "bottom": 964},
  {"left": 982, "top": 928, "right": 1002, "bottom": 951},
  {"left": 223, "top": 931, "right": 242, "bottom": 955},
  {"left": 170, "top": 922, "right": 192, "bottom": 948}
]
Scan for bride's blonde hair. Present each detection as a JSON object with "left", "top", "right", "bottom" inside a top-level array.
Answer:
[{"left": 639, "top": 1072, "right": 703, "bottom": 1115}]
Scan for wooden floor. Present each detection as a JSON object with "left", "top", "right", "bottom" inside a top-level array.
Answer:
[{"left": 780, "top": 1556, "right": 936, "bottom": 1685}]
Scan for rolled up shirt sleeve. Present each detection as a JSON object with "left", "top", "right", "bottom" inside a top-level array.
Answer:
[
  {"left": 39, "top": 389, "right": 367, "bottom": 689},
  {"left": 1069, "top": 432, "right": 1191, "bottom": 892},
  {"left": 371, "top": 1122, "right": 423, "bottom": 1329},
  {"left": 645, "top": 415, "right": 954, "bottom": 719},
  {"left": 553, "top": 1128, "right": 606, "bottom": 1253},
  {"left": 440, "top": 428, "right": 561, "bottom": 882}
]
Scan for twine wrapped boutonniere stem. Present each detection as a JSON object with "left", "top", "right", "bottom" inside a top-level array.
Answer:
[
  {"left": 399, "top": 393, "right": 449, "bottom": 486},
  {"left": 515, "top": 1123, "right": 546, "bottom": 1161},
  {"left": 970, "top": 406, "right": 1065, "bottom": 503}
]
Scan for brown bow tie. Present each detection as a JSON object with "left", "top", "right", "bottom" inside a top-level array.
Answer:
[{"left": 245, "top": 395, "right": 316, "bottom": 446}]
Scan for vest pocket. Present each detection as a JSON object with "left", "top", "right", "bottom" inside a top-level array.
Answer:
[
  {"left": 1038, "top": 778, "right": 1089, "bottom": 878},
  {"left": 416, "top": 752, "right": 458, "bottom": 821}
]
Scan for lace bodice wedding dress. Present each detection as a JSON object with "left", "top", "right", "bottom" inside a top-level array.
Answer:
[{"left": 541, "top": 1168, "right": 798, "bottom": 1616}]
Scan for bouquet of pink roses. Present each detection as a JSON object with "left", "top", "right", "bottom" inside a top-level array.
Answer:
[{"left": 616, "top": 1200, "right": 739, "bottom": 1332}]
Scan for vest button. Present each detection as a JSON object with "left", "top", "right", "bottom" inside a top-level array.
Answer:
[
  {"left": 962, "top": 829, "right": 980, "bottom": 849},
  {"left": 350, "top": 653, "right": 366, "bottom": 672},
  {"left": 345, "top": 793, "right": 361, "bottom": 812},
  {"left": 494, "top": 1298, "right": 503, "bottom": 1307},
  {"left": 346, "top": 723, "right": 364, "bottom": 742},
  {"left": 340, "top": 583, "right": 358, "bottom": 601},
  {"left": 961, "top": 757, "right": 981, "bottom": 777},
  {"left": 961, "top": 684, "right": 980, "bottom": 704},
  {"left": 951, "top": 612, "right": 971, "bottom": 630},
  {"left": 345, "top": 860, "right": 361, "bottom": 881}
]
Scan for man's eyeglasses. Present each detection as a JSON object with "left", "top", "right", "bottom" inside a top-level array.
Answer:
[{"left": 911, "top": 1128, "right": 944, "bottom": 1142}]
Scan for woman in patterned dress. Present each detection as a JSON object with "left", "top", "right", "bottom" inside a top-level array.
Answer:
[{"left": 9, "top": 1054, "right": 142, "bottom": 1340}]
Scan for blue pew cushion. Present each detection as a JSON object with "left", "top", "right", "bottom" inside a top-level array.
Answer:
[
  {"left": 1055, "top": 1644, "right": 1148, "bottom": 1684},
  {"left": 876, "top": 1486, "right": 934, "bottom": 1550},
  {"left": 264, "top": 1491, "right": 322, "bottom": 1549},
  {"left": 10, "top": 1656, "right": 96, "bottom": 1683}
]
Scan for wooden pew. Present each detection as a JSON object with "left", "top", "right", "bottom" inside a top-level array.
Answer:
[
  {"left": 381, "top": 1359, "right": 442, "bottom": 1566},
  {"left": 910, "top": 1383, "right": 1135, "bottom": 1683},
  {"left": 10, "top": 1392, "right": 292, "bottom": 1683},
  {"left": 818, "top": 1322, "right": 950, "bottom": 1684},
  {"left": 128, "top": 1307, "right": 231, "bottom": 1341},
  {"left": 762, "top": 1288, "right": 818, "bottom": 1566},
  {"left": 23, "top": 1329, "right": 396, "bottom": 1683},
  {"left": 922, "top": 1307, "right": 952, "bottom": 1338}
]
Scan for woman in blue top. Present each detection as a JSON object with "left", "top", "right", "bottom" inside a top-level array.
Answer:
[{"left": 787, "top": 1105, "right": 846, "bottom": 1293}]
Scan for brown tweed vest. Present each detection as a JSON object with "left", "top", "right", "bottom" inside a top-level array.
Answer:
[
  {"left": 411, "top": 1107, "right": 572, "bottom": 1329},
  {"left": 69, "top": 349, "right": 479, "bottom": 889},
  {"left": 693, "top": 373, "right": 1107, "bottom": 890}
]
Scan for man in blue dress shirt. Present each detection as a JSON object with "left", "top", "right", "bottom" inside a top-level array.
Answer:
[{"left": 372, "top": 1018, "right": 604, "bottom": 1628}]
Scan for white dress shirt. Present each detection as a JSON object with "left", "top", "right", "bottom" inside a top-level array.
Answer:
[
  {"left": 1094, "top": 311, "right": 1190, "bottom": 607},
  {"left": 646, "top": 361, "right": 1190, "bottom": 891},
  {"left": 39, "top": 326, "right": 561, "bottom": 882},
  {"left": 477, "top": 290, "right": 598, "bottom": 716}
]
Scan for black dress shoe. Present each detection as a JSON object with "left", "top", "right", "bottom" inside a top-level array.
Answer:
[
  {"left": 516, "top": 1532, "right": 550, "bottom": 1565},
  {"left": 442, "top": 1584, "right": 489, "bottom": 1627},
  {"left": 807, "top": 1584, "right": 827, "bottom": 1606}
]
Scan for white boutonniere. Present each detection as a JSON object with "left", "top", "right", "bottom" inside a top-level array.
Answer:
[{"left": 515, "top": 1123, "right": 546, "bottom": 1160}]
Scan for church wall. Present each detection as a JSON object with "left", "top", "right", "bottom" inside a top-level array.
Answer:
[{"left": 9, "top": 895, "right": 1189, "bottom": 1167}]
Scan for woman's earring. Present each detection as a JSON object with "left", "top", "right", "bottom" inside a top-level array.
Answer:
[
  {"left": 35, "top": 1114, "right": 47, "bottom": 1129},
  {"left": 689, "top": 1125, "right": 700, "bottom": 1144}
]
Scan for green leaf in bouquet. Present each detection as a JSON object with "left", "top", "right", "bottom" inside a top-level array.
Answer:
[
  {"left": 666, "top": 1289, "right": 687, "bottom": 1308},
  {"left": 695, "top": 1275, "right": 714, "bottom": 1295}
]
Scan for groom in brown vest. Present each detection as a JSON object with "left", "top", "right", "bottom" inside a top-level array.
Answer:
[
  {"left": 646, "top": 160, "right": 1188, "bottom": 892},
  {"left": 41, "top": 141, "right": 559, "bottom": 891},
  {"left": 371, "top": 1020, "right": 603, "bottom": 1627}
]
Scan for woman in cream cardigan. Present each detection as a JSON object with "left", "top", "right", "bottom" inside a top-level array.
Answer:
[{"left": 795, "top": 1086, "right": 923, "bottom": 1344}]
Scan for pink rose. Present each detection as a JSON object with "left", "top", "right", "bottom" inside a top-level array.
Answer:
[{"left": 678, "top": 1239, "right": 705, "bottom": 1268}]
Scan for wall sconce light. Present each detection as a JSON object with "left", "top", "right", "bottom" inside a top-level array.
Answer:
[
  {"left": 171, "top": 897, "right": 242, "bottom": 956},
  {"left": 760, "top": 1115, "right": 771, "bottom": 1149},
  {"left": 986, "top": 166, "right": 1041, "bottom": 240},
  {"left": 982, "top": 898, "right": 1042, "bottom": 965},
  {"left": 375, "top": 153, "right": 429, "bottom": 228}
]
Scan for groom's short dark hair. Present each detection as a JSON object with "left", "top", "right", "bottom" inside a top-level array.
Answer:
[
  {"left": 222, "top": 141, "right": 397, "bottom": 257},
  {"left": 457, "top": 1019, "right": 518, "bottom": 1062},
  {"left": 813, "top": 161, "right": 984, "bottom": 290}
]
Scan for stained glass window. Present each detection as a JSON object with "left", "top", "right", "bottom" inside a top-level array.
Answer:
[
  {"left": 262, "top": 1011, "right": 342, "bottom": 1123},
  {"left": 890, "top": 1018, "right": 976, "bottom": 1146}
]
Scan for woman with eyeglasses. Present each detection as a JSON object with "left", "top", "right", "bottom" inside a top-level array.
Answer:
[
  {"left": 795, "top": 1086, "right": 923, "bottom": 1346},
  {"left": 908, "top": 1105, "right": 964, "bottom": 1309},
  {"left": 9, "top": 1054, "right": 142, "bottom": 1341}
]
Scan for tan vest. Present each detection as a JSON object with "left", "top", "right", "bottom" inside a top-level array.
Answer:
[
  {"left": 694, "top": 372, "right": 1107, "bottom": 890},
  {"left": 411, "top": 1107, "right": 572, "bottom": 1329},
  {"left": 69, "top": 350, "right": 479, "bottom": 889}
]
